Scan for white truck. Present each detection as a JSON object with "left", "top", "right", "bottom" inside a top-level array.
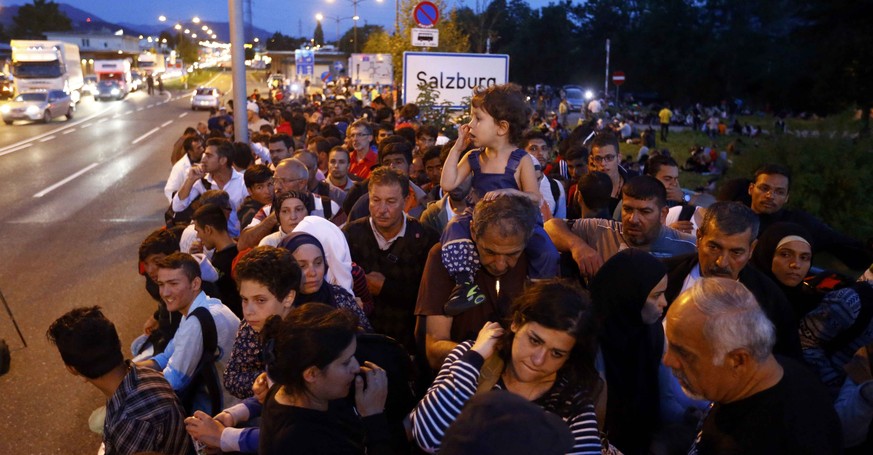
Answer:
[
  {"left": 94, "top": 59, "right": 132, "bottom": 95},
  {"left": 10, "top": 40, "right": 84, "bottom": 102},
  {"left": 137, "top": 52, "right": 166, "bottom": 77}
]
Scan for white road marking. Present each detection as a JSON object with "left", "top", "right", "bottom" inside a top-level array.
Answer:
[
  {"left": 81, "top": 123, "right": 94, "bottom": 128},
  {"left": 131, "top": 127, "right": 160, "bottom": 144},
  {"left": 0, "top": 105, "right": 114, "bottom": 157},
  {"left": 161, "top": 120, "right": 173, "bottom": 127},
  {"left": 39, "top": 135, "right": 56, "bottom": 142},
  {"left": 136, "top": 107, "right": 144, "bottom": 111},
  {"left": 0, "top": 143, "right": 32, "bottom": 158},
  {"left": 112, "top": 113, "right": 121, "bottom": 118},
  {"left": 33, "top": 162, "right": 99, "bottom": 198},
  {"left": 97, "top": 117, "right": 108, "bottom": 123},
  {"left": 62, "top": 129, "right": 76, "bottom": 135},
  {"left": 147, "top": 104, "right": 154, "bottom": 108},
  {"left": 179, "top": 112, "right": 189, "bottom": 118}
]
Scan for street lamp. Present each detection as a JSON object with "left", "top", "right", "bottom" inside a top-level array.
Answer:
[
  {"left": 315, "top": 12, "right": 358, "bottom": 46},
  {"left": 326, "top": 0, "right": 384, "bottom": 53}
]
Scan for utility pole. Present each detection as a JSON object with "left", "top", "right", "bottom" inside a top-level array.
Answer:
[{"left": 229, "top": 0, "right": 248, "bottom": 143}]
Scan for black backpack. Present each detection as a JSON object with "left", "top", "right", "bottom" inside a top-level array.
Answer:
[
  {"left": 176, "top": 307, "right": 222, "bottom": 416},
  {"left": 164, "top": 177, "right": 213, "bottom": 228}
]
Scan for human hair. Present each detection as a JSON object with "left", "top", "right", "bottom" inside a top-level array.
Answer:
[
  {"left": 577, "top": 171, "right": 612, "bottom": 211},
  {"left": 293, "top": 149, "right": 319, "bottom": 172},
  {"left": 399, "top": 103, "right": 420, "bottom": 119},
  {"left": 379, "top": 140, "right": 413, "bottom": 165},
  {"left": 269, "top": 133, "right": 292, "bottom": 149},
  {"left": 374, "top": 121, "right": 394, "bottom": 137},
  {"left": 753, "top": 163, "right": 792, "bottom": 189},
  {"left": 244, "top": 164, "right": 273, "bottom": 188},
  {"left": 502, "top": 279, "right": 599, "bottom": 400},
  {"left": 368, "top": 166, "right": 409, "bottom": 198},
  {"left": 139, "top": 228, "right": 178, "bottom": 262},
  {"left": 682, "top": 278, "right": 775, "bottom": 364},
  {"left": 232, "top": 141, "right": 254, "bottom": 169},
  {"left": 349, "top": 119, "right": 373, "bottom": 136},
  {"left": 183, "top": 136, "right": 202, "bottom": 153},
  {"left": 422, "top": 145, "right": 442, "bottom": 164},
  {"left": 328, "top": 146, "right": 350, "bottom": 161},
  {"left": 307, "top": 136, "right": 331, "bottom": 155},
  {"left": 565, "top": 144, "right": 588, "bottom": 162},
  {"left": 235, "top": 246, "right": 301, "bottom": 301},
  {"left": 46, "top": 306, "right": 124, "bottom": 379},
  {"left": 184, "top": 126, "right": 197, "bottom": 135},
  {"left": 320, "top": 124, "right": 342, "bottom": 141},
  {"left": 622, "top": 175, "right": 668, "bottom": 208},
  {"left": 274, "top": 190, "right": 314, "bottom": 223},
  {"left": 193, "top": 203, "right": 228, "bottom": 233},
  {"left": 589, "top": 131, "right": 620, "bottom": 154},
  {"left": 290, "top": 116, "right": 307, "bottom": 136},
  {"left": 156, "top": 252, "right": 201, "bottom": 282},
  {"left": 521, "top": 129, "right": 549, "bottom": 149},
  {"left": 416, "top": 124, "right": 438, "bottom": 140},
  {"left": 698, "top": 201, "right": 760, "bottom": 239},
  {"left": 471, "top": 194, "right": 538, "bottom": 244},
  {"left": 395, "top": 126, "right": 416, "bottom": 145},
  {"left": 471, "top": 83, "right": 529, "bottom": 146},
  {"left": 206, "top": 138, "right": 234, "bottom": 168},
  {"left": 199, "top": 190, "right": 232, "bottom": 211},
  {"left": 644, "top": 154, "right": 679, "bottom": 178},
  {"left": 260, "top": 303, "right": 358, "bottom": 395}
]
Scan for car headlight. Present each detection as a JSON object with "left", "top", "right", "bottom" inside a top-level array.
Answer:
[
  {"left": 26, "top": 105, "right": 39, "bottom": 115},
  {"left": 111, "top": 88, "right": 120, "bottom": 95},
  {"left": 0, "top": 105, "right": 9, "bottom": 114}
]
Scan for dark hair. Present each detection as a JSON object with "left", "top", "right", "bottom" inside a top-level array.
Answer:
[
  {"left": 193, "top": 203, "right": 229, "bottom": 232},
  {"left": 622, "top": 175, "right": 668, "bottom": 208},
  {"left": 47, "top": 306, "right": 124, "bottom": 379},
  {"left": 399, "top": 103, "right": 420, "bottom": 119},
  {"left": 139, "top": 228, "right": 179, "bottom": 262},
  {"left": 564, "top": 144, "right": 589, "bottom": 162},
  {"left": 235, "top": 246, "right": 301, "bottom": 301},
  {"left": 244, "top": 164, "right": 273, "bottom": 188},
  {"left": 577, "top": 171, "right": 612, "bottom": 211},
  {"left": 589, "top": 131, "right": 620, "bottom": 154},
  {"left": 471, "top": 194, "right": 538, "bottom": 244},
  {"left": 395, "top": 126, "right": 416, "bottom": 145},
  {"left": 183, "top": 136, "right": 203, "bottom": 153},
  {"left": 274, "top": 190, "right": 314, "bottom": 224},
  {"left": 259, "top": 124, "right": 275, "bottom": 135},
  {"left": 422, "top": 145, "right": 442, "bottom": 164},
  {"left": 269, "top": 133, "right": 292, "bottom": 149},
  {"left": 699, "top": 201, "right": 760, "bottom": 239},
  {"left": 290, "top": 115, "right": 307, "bottom": 136},
  {"left": 205, "top": 138, "right": 234, "bottom": 168},
  {"left": 416, "top": 124, "right": 438, "bottom": 140},
  {"left": 199, "top": 189, "right": 232, "bottom": 211},
  {"left": 328, "top": 146, "right": 350, "bottom": 161},
  {"left": 374, "top": 121, "right": 394, "bottom": 137},
  {"left": 307, "top": 136, "right": 331, "bottom": 155},
  {"left": 379, "top": 140, "right": 413, "bottom": 166},
  {"left": 644, "top": 154, "right": 679, "bottom": 178},
  {"left": 156, "top": 252, "right": 201, "bottom": 282},
  {"left": 754, "top": 163, "right": 792, "bottom": 189},
  {"left": 184, "top": 126, "right": 197, "bottom": 135},
  {"left": 320, "top": 124, "right": 342, "bottom": 140},
  {"left": 501, "top": 280, "right": 599, "bottom": 403},
  {"left": 232, "top": 141, "right": 254, "bottom": 169},
  {"left": 521, "top": 129, "right": 549, "bottom": 149},
  {"left": 471, "top": 83, "right": 529, "bottom": 146},
  {"left": 368, "top": 166, "right": 409, "bottom": 198},
  {"left": 260, "top": 303, "right": 358, "bottom": 395}
]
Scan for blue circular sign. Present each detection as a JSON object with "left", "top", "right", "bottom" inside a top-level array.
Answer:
[{"left": 414, "top": 1, "right": 439, "bottom": 28}]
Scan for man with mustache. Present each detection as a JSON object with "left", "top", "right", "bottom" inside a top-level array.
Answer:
[{"left": 664, "top": 201, "right": 802, "bottom": 359}]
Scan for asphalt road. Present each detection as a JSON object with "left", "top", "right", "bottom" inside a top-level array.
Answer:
[{"left": 0, "top": 70, "right": 258, "bottom": 454}]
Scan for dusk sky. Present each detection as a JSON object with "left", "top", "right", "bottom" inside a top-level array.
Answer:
[{"left": 4, "top": 0, "right": 560, "bottom": 39}]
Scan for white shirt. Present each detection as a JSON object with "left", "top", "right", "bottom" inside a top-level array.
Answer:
[
  {"left": 369, "top": 215, "right": 407, "bottom": 250},
  {"left": 164, "top": 154, "right": 192, "bottom": 203},
  {"left": 172, "top": 169, "right": 246, "bottom": 237},
  {"left": 681, "top": 263, "right": 703, "bottom": 295},
  {"left": 538, "top": 175, "right": 567, "bottom": 218}
]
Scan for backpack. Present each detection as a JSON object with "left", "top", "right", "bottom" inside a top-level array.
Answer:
[
  {"left": 164, "top": 177, "right": 213, "bottom": 228},
  {"left": 821, "top": 282, "right": 873, "bottom": 357},
  {"left": 176, "top": 307, "right": 222, "bottom": 416},
  {"left": 547, "top": 176, "right": 562, "bottom": 216}
]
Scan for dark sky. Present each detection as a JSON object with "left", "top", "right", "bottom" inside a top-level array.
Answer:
[{"left": 7, "top": 0, "right": 559, "bottom": 39}]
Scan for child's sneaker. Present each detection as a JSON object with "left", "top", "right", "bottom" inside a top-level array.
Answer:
[{"left": 444, "top": 282, "right": 486, "bottom": 316}]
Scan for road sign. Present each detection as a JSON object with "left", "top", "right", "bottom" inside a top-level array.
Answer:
[
  {"left": 348, "top": 53, "right": 394, "bottom": 86},
  {"left": 612, "top": 71, "right": 625, "bottom": 86},
  {"left": 403, "top": 52, "right": 509, "bottom": 108},
  {"left": 412, "top": 28, "right": 439, "bottom": 47},
  {"left": 333, "top": 61, "right": 344, "bottom": 73},
  {"left": 295, "top": 49, "right": 314, "bottom": 76},
  {"left": 413, "top": 1, "right": 439, "bottom": 28}
]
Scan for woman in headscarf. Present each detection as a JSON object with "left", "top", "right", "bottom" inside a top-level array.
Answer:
[
  {"left": 589, "top": 249, "right": 668, "bottom": 455},
  {"left": 751, "top": 222, "right": 822, "bottom": 320},
  {"left": 259, "top": 191, "right": 313, "bottom": 248},
  {"left": 279, "top": 232, "right": 373, "bottom": 332}
]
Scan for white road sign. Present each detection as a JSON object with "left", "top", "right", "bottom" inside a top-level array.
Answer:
[
  {"left": 403, "top": 52, "right": 509, "bottom": 108},
  {"left": 411, "top": 28, "right": 439, "bottom": 47}
]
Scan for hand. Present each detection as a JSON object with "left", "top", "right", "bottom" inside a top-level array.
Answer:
[
  {"left": 471, "top": 321, "right": 504, "bottom": 360},
  {"left": 214, "top": 411, "right": 234, "bottom": 428},
  {"left": 252, "top": 372, "right": 269, "bottom": 404},
  {"left": 189, "top": 238, "right": 204, "bottom": 255},
  {"left": 184, "top": 411, "right": 225, "bottom": 449},
  {"left": 355, "top": 361, "right": 388, "bottom": 417},
  {"left": 666, "top": 186, "right": 685, "bottom": 202},
  {"left": 455, "top": 124, "right": 472, "bottom": 150},
  {"left": 365, "top": 272, "right": 386, "bottom": 296},
  {"left": 143, "top": 316, "right": 159, "bottom": 336},
  {"left": 844, "top": 346, "right": 873, "bottom": 385},
  {"left": 669, "top": 220, "right": 694, "bottom": 234},
  {"left": 187, "top": 164, "right": 205, "bottom": 181},
  {"left": 570, "top": 242, "right": 603, "bottom": 278},
  {"left": 540, "top": 200, "right": 552, "bottom": 222}
]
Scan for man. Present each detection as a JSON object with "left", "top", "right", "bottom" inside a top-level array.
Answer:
[
  {"left": 196, "top": 121, "right": 209, "bottom": 141},
  {"left": 564, "top": 144, "right": 589, "bottom": 219},
  {"left": 343, "top": 167, "right": 438, "bottom": 353},
  {"left": 545, "top": 175, "right": 697, "bottom": 276},
  {"left": 346, "top": 139, "right": 428, "bottom": 222},
  {"left": 748, "top": 163, "right": 872, "bottom": 270},
  {"left": 663, "top": 278, "right": 841, "bottom": 454},
  {"left": 294, "top": 149, "right": 346, "bottom": 205},
  {"left": 663, "top": 201, "right": 802, "bottom": 359},
  {"left": 420, "top": 175, "right": 472, "bottom": 234},
  {"left": 171, "top": 127, "right": 199, "bottom": 164},
  {"left": 374, "top": 121, "right": 394, "bottom": 146},
  {"left": 172, "top": 138, "right": 247, "bottom": 237},
  {"left": 193, "top": 204, "right": 241, "bottom": 318},
  {"left": 347, "top": 120, "right": 379, "bottom": 179},
  {"left": 659, "top": 103, "right": 672, "bottom": 142},
  {"left": 522, "top": 130, "right": 565, "bottom": 218},
  {"left": 47, "top": 307, "right": 192, "bottom": 455},
  {"left": 415, "top": 124, "right": 438, "bottom": 155},
  {"left": 164, "top": 135, "right": 204, "bottom": 203},
  {"left": 417, "top": 195, "right": 538, "bottom": 370},
  {"left": 247, "top": 101, "right": 271, "bottom": 133},
  {"left": 237, "top": 164, "right": 274, "bottom": 229},
  {"left": 421, "top": 145, "right": 444, "bottom": 198},
  {"left": 139, "top": 253, "right": 239, "bottom": 414},
  {"left": 575, "top": 171, "right": 613, "bottom": 219},
  {"left": 325, "top": 146, "right": 355, "bottom": 192},
  {"left": 588, "top": 131, "right": 635, "bottom": 216},
  {"left": 267, "top": 133, "right": 294, "bottom": 168},
  {"left": 645, "top": 154, "right": 705, "bottom": 235}
]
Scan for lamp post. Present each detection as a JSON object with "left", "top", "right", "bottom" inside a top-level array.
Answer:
[
  {"left": 326, "top": 0, "right": 383, "bottom": 53},
  {"left": 315, "top": 13, "right": 358, "bottom": 46}
]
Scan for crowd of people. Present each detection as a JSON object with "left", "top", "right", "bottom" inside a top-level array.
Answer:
[{"left": 45, "top": 81, "right": 873, "bottom": 455}]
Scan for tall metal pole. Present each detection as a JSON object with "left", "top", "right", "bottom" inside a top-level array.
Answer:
[
  {"left": 229, "top": 0, "right": 249, "bottom": 143},
  {"left": 604, "top": 39, "right": 610, "bottom": 98},
  {"left": 353, "top": 0, "right": 359, "bottom": 53}
]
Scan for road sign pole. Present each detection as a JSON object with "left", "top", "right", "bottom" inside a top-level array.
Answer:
[{"left": 229, "top": 0, "right": 248, "bottom": 143}]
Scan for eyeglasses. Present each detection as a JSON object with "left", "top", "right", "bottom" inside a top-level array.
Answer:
[
  {"left": 591, "top": 154, "right": 616, "bottom": 163},
  {"left": 754, "top": 183, "right": 788, "bottom": 197}
]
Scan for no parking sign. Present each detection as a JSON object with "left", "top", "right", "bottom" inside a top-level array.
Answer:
[{"left": 414, "top": 1, "right": 439, "bottom": 28}]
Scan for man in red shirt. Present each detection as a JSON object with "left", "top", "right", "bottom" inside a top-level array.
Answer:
[{"left": 347, "top": 120, "right": 378, "bottom": 179}]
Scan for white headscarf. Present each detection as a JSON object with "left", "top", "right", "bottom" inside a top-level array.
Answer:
[{"left": 292, "top": 216, "right": 354, "bottom": 294}]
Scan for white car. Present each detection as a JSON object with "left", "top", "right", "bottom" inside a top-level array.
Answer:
[
  {"left": 1, "top": 90, "right": 73, "bottom": 124},
  {"left": 191, "top": 87, "right": 221, "bottom": 111}
]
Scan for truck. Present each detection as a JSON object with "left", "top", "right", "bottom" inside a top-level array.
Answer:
[
  {"left": 137, "top": 52, "right": 166, "bottom": 77},
  {"left": 94, "top": 59, "right": 132, "bottom": 95},
  {"left": 10, "top": 40, "right": 84, "bottom": 103}
]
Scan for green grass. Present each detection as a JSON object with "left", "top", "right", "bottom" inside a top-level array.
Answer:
[{"left": 163, "top": 69, "right": 222, "bottom": 91}]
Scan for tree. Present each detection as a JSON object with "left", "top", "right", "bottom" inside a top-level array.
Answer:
[
  {"left": 266, "top": 31, "right": 305, "bottom": 51},
  {"left": 338, "top": 24, "right": 384, "bottom": 54},
  {"left": 314, "top": 21, "right": 325, "bottom": 46},
  {"left": 174, "top": 34, "right": 200, "bottom": 67},
  {"left": 11, "top": 0, "right": 72, "bottom": 39}
]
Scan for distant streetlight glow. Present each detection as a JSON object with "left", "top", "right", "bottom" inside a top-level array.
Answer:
[
  {"left": 174, "top": 24, "right": 182, "bottom": 30},
  {"left": 192, "top": 16, "right": 201, "bottom": 23},
  {"left": 158, "top": 15, "right": 167, "bottom": 22},
  {"left": 202, "top": 25, "right": 208, "bottom": 31},
  {"left": 184, "top": 29, "right": 191, "bottom": 34}
]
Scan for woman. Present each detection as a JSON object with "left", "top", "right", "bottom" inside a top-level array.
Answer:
[
  {"left": 259, "top": 191, "right": 313, "bottom": 247},
  {"left": 411, "top": 280, "right": 603, "bottom": 455},
  {"left": 279, "top": 232, "right": 373, "bottom": 332},
  {"left": 589, "top": 249, "right": 668, "bottom": 455},
  {"left": 259, "top": 303, "right": 390, "bottom": 454},
  {"left": 751, "top": 222, "right": 822, "bottom": 319}
]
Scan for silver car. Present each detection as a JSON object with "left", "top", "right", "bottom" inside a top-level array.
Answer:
[
  {"left": 1, "top": 90, "right": 73, "bottom": 124},
  {"left": 191, "top": 87, "right": 221, "bottom": 111}
]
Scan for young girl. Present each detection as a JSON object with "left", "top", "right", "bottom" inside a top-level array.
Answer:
[{"left": 440, "top": 83, "right": 559, "bottom": 314}]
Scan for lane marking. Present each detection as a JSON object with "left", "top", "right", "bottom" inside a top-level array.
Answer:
[
  {"left": 62, "top": 128, "right": 76, "bottom": 135},
  {"left": 161, "top": 120, "right": 173, "bottom": 127},
  {"left": 112, "top": 113, "right": 121, "bottom": 119},
  {"left": 0, "top": 105, "right": 114, "bottom": 156},
  {"left": 81, "top": 123, "right": 94, "bottom": 128},
  {"left": 132, "top": 127, "right": 160, "bottom": 144},
  {"left": 0, "top": 143, "right": 32, "bottom": 158},
  {"left": 147, "top": 104, "right": 154, "bottom": 108},
  {"left": 33, "top": 162, "right": 99, "bottom": 198},
  {"left": 39, "top": 135, "right": 56, "bottom": 142},
  {"left": 136, "top": 107, "right": 144, "bottom": 111},
  {"left": 97, "top": 117, "right": 108, "bottom": 123},
  {"left": 179, "top": 112, "right": 188, "bottom": 119}
]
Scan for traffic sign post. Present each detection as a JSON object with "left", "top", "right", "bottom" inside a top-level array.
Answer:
[
  {"left": 412, "top": 28, "right": 439, "bottom": 47},
  {"left": 412, "top": 1, "right": 440, "bottom": 49},
  {"left": 612, "top": 71, "right": 625, "bottom": 105}
]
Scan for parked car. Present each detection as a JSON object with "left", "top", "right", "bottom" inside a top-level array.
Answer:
[
  {"left": 83, "top": 75, "right": 98, "bottom": 97},
  {"left": 130, "top": 70, "right": 143, "bottom": 91},
  {"left": 191, "top": 87, "right": 221, "bottom": 110},
  {"left": 95, "top": 80, "right": 125, "bottom": 101},
  {"left": 1, "top": 90, "right": 73, "bottom": 124},
  {"left": 563, "top": 86, "right": 587, "bottom": 111}
]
